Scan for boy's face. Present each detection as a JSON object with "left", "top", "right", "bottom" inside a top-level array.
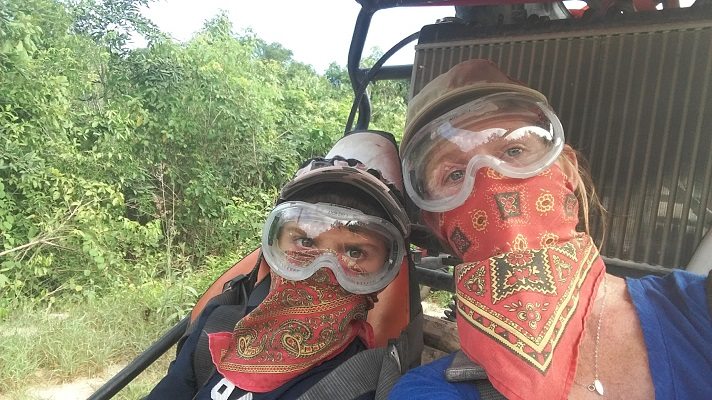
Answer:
[
  {"left": 263, "top": 201, "right": 404, "bottom": 295},
  {"left": 278, "top": 222, "right": 389, "bottom": 274}
]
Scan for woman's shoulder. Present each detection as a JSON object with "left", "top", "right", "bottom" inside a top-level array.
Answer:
[
  {"left": 624, "top": 269, "right": 711, "bottom": 340},
  {"left": 624, "top": 270, "right": 712, "bottom": 399},
  {"left": 626, "top": 270, "right": 709, "bottom": 316}
]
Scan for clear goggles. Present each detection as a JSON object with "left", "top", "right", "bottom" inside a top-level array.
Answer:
[
  {"left": 262, "top": 201, "right": 405, "bottom": 294},
  {"left": 402, "top": 92, "right": 565, "bottom": 212}
]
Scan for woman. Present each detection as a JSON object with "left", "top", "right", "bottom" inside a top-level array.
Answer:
[
  {"left": 147, "top": 130, "right": 410, "bottom": 400},
  {"left": 390, "top": 59, "right": 712, "bottom": 400}
]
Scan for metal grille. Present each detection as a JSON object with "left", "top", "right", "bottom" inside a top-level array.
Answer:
[{"left": 411, "top": 15, "right": 712, "bottom": 268}]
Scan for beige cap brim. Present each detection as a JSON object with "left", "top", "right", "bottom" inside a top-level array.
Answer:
[{"left": 402, "top": 82, "right": 548, "bottom": 154}]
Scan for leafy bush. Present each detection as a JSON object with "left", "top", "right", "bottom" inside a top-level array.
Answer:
[{"left": 0, "top": 0, "right": 407, "bottom": 309}]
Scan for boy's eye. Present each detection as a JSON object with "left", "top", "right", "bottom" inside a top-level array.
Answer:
[
  {"left": 296, "top": 237, "right": 315, "bottom": 247},
  {"left": 346, "top": 248, "right": 363, "bottom": 259}
]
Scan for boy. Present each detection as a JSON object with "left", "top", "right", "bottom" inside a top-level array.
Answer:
[{"left": 147, "top": 130, "right": 410, "bottom": 400}]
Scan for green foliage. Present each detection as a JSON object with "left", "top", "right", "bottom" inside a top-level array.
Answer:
[
  {"left": 427, "top": 290, "right": 454, "bottom": 308},
  {"left": 0, "top": 0, "right": 408, "bottom": 309},
  {"left": 70, "top": 0, "right": 161, "bottom": 55},
  {"left": 0, "top": 0, "right": 413, "bottom": 393}
]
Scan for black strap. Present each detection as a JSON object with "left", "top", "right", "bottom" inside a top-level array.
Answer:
[
  {"left": 177, "top": 251, "right": 265, "bottom": 354},
  {"left": 406, "top": 255, "right": 425, "bottom": 369},
  {"left": 247, "top": 273, "right": 271, "bottom": 308},
  {"left": 192, "top": 274, "right": 251, "bottom": 387},
  {"left": 400, "top": 311, "right": 424, "bottom": 370},
  {"left": 445, "top": 351, "right": 488, "bottom": 382},
  {"left": 192, "top": 274, "right": 272, "bottom": 388},
  {"left": 445, "top": 351, "right": 506, "bottom": 400},
  {"left": 297, "top": 312, "right": 423, "bottom": 400},
  {"left": 297, "top": 346, "right": 395, "bottom": 400}
]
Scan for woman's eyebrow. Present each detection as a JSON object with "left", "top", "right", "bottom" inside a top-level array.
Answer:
[{"left": 344, "top": 224, "right": 372, "bottom": 235}]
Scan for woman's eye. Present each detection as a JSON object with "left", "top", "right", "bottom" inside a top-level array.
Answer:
[
  {"left": 504, "top": 147, "right": 523, "bottom": 158},
  {"left": 447, "top": 170, "right": 465, "bottom": 183},
  {"left": 296, "top": 237, "right": 315, "bottom": 248}
]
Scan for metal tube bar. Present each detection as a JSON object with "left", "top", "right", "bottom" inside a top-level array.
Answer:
[
  {"left": 359, "top": 64, "right": 413, "bottom": 81},
  {"left": 348, "top": 7, "right": 374, "bottom": 131},
  {"left": 87, "top": 316, "right": 190, "bottom": 400}
]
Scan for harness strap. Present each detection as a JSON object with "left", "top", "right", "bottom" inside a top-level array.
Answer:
[
  {"left": 400, "top": 311, "right": 424, "bottom": 370},
  {"left": 298, "top": 312, "right": 423, "bottom": 400},
  {"left": 405, "top": 256, "right": 425, "bottom": 370},
  {"left": 445, "top": 351, "right": 487, "bottom": 381},
  {"left": 446, "top": 351, "right": 506, "bottom": 400},
  {"left": 296, "top": 346, "right": 395, "bottom": 400}
]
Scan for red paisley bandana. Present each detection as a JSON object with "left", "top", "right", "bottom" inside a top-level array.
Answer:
[
  {"left": 207, "top": 268, "right": 375, "bottom": 392},
  {"left": 437, "top": 166, "right": 605, "bottom": 400}
]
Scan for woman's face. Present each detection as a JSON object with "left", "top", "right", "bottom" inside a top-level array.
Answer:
[
  {"left": 422, "top": 117, "right": 551, "bottom": 200},
  {"left": 402, "top": 93, "right": 565, "bottom": 214}
]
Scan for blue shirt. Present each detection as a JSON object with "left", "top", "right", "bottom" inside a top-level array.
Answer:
[
  {"left": 627, "top": 271, "right": 712, "bottom": 399},
  {"left": 389, "top": 271, "right": 712, "bottom": 400}
]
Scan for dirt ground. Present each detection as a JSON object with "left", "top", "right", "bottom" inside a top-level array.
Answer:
[{"left": 1, "top": 365, "right": 124, "bottom": 400}]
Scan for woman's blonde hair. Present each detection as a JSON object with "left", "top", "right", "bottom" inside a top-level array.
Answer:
[{"left": 559, "top": 145, "right": 607, "bottom": 246}]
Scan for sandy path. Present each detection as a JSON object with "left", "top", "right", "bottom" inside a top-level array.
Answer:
[{"left": 1, "top": 365, "right": 124, "bottom": 400}]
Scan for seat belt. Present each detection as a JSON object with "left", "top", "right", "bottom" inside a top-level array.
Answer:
[
  {"left": 298, "top": 312, "right": 423, "bottom": 400},
  {"left": 445, "top": 351, "right": 506, "bottom": 400},
  {"left": 296, "top": 346, "right": 396, "bottom": 400}
]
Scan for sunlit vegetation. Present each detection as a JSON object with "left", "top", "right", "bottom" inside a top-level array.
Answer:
[{"left": 0, "top": 0, "right": 407, "bottom": 394}]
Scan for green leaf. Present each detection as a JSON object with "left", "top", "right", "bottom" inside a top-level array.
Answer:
[{"left": 14, "top": 40, "right": 28, "bottom": 58}]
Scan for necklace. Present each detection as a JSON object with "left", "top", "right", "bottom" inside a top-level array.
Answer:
[{"left": 577, "top": 276, "right": 608, "bottom": 396}]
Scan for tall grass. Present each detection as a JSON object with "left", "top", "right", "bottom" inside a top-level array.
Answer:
[{"left": 0, "top": 253, "right": 243, "bottom": 399}]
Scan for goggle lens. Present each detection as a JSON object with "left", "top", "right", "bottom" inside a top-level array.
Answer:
[
  {"left": 262, "top": 202, "right": 404, "bottom": 294},
  {"left": 403, "top": 93, "right": 564, "bottom": 212}
]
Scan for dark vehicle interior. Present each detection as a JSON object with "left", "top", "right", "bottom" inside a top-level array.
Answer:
[{"left": 90, "top": 0, "right": 712, "bottom": 398}]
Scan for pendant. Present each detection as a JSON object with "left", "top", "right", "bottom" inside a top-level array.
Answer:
[{"left": 587, "top": 379, "right": 605, "bottom": 396}]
